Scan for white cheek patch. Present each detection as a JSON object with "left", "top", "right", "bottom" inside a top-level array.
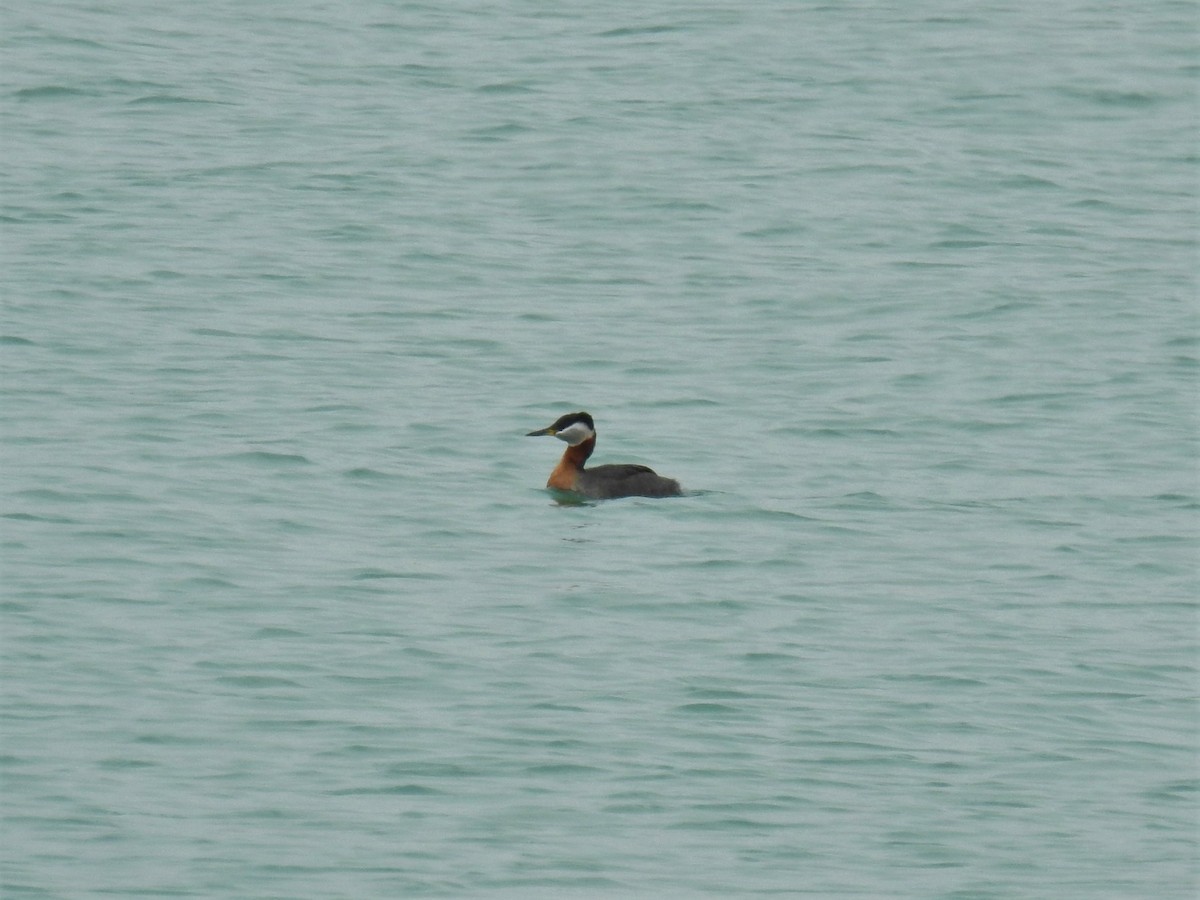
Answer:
[{"left": 555, "top": 421, "right": 594, "bottom": 446}]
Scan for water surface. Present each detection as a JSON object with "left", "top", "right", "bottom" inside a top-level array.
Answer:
[{"left": 2, "top": 2, "right": 1197, "bottom": 897}]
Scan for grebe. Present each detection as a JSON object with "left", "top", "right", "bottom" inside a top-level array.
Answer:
[{"left": 526, "top": 411, "right": 683, "bottom": 500}]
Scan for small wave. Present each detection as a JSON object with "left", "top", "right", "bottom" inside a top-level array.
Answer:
[
  {"left": 127, "top": 94, "right": 227, "bottom": 106},
  {"left": 350, "top": 568, "right": 445, "bottom": 581},
  {"left": 599, "top": 24, "right": 686, "bottom": 37},
  {"left": 328, "top": 784, "right": 443, "bottom": 796},
  {"left": 223, "top": 451, "right": 311, "bottom": 466},
  {"left": 214, "top": 675, "right": 302, "bottom": 688},
  {"left": 673, "top": 702, "right": 745, "bottom": 717},
  {"left": 343, "top": 467, "right": 398, "bottom": 481},
  {"left": 2, "top": 511, "right": 75, "bottom": 523},
  {"left": 476, "top": 80, "right": 538, "bottom": 95},
  {"left": 13, "top": 85, "right": 92, "bottom": 100}
]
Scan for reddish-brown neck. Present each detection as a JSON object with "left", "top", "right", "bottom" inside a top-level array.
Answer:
[
  {"left": 547, "top": 436, "right": 595, "bottom": 491},
  {"left": 562, "top": 435, "right": 595, "bottom": 470}
]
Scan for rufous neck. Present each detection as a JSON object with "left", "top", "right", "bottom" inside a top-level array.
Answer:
[{"left": 560, "top": 435, "right": 595, "bottom": 470}]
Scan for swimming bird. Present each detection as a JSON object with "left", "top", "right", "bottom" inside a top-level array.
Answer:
[{"left": 526, "top": 411, "right": 683, "bottom": 500}]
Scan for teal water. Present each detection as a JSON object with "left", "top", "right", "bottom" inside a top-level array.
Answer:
[{"left": 2, "top": 2, "right": 1197, "bottom": 897}]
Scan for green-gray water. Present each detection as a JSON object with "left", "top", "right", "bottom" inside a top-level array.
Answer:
[{"left": 3, "top": 2, "right": 1197, "bottom": 897}]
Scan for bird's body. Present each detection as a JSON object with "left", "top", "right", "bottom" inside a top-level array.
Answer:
[{"left": 527, "top": 412, "right": 682, "bottom": 500}]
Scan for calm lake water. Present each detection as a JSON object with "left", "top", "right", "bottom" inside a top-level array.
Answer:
[{"left": 2, "top": 1, "right": 1197, "bottom": 897}]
